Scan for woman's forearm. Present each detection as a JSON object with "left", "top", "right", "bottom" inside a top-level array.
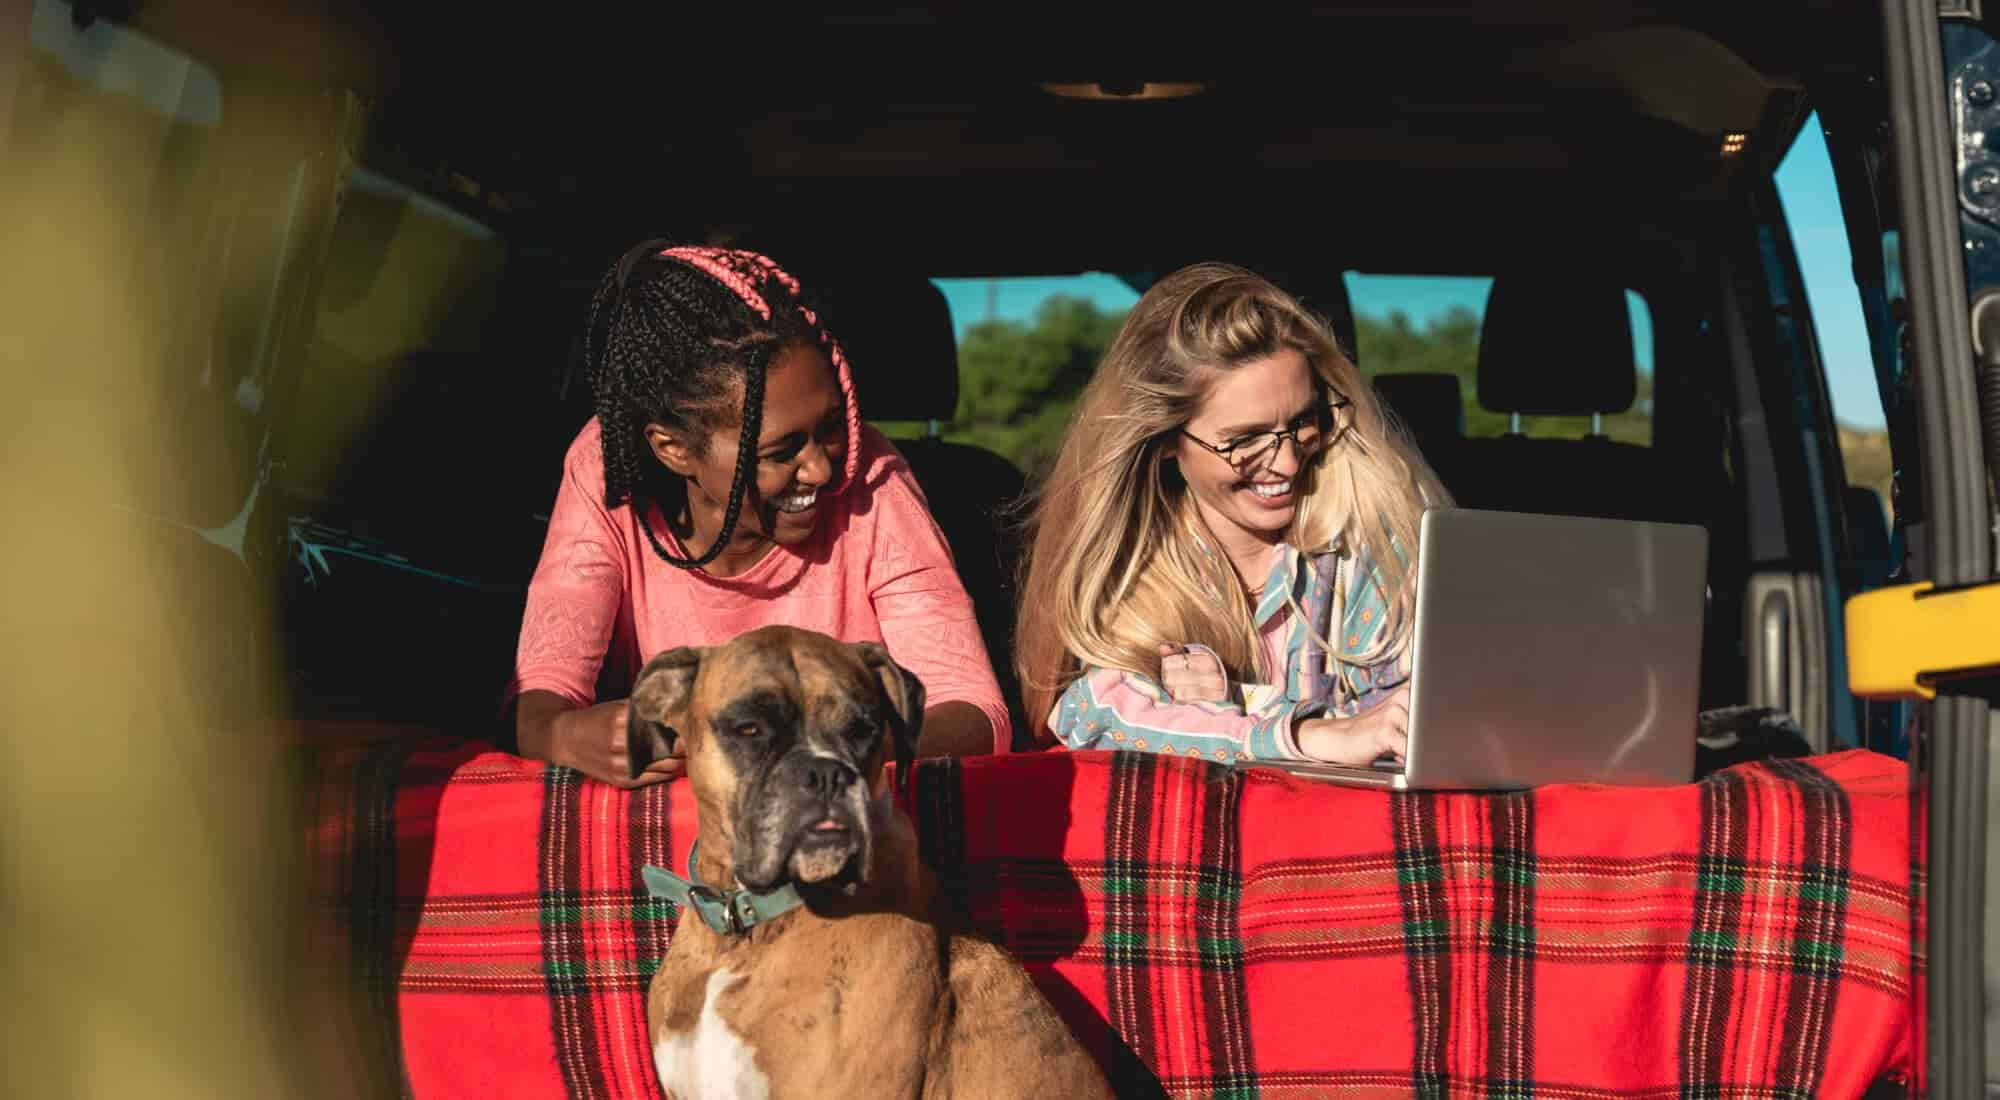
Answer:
[
  {"left": 512, "top": 690, "right": 577, "bottom": 763},
  {"left": 917, "top": 701, "right": 997, "bottom": 758}
]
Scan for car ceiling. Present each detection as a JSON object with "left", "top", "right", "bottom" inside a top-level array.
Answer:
[{"left": 113, "top": 1, "right": 1884, "bottom": 275}]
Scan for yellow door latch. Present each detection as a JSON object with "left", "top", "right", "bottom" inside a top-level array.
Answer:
[{"left": 1846, "top": 580, "right": 2000, "bottom": 700}]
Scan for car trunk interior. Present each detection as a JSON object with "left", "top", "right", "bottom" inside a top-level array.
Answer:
[
  {"left": 24, "top": 2, "right": 1894, "bottom": 749},
  {"left": 17, "top": 4, "right": 2000, "bottom": 1093}
]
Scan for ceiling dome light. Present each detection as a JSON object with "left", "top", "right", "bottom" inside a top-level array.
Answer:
[{"left": 1038, "top": 81, "right": 1208, "bottom": 101}]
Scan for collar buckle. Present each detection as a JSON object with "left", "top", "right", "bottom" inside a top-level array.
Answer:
[{"left": 683, "top": 881, "right": 745, "bottom": 934}]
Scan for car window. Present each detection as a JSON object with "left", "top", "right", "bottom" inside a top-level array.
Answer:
[
  {"left": 1773, "top": 111, "right": 1893, "bottom": 526},
  {"left": 1343, "top": 273, "right": 1656, "bottom": 446},
  {"left": 872, "top": 274, "right": 1138, "bottom": 477}
]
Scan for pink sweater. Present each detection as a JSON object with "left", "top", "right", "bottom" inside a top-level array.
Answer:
[{"left": 507, "top": 420, "right": 1012, "bottom": 753}]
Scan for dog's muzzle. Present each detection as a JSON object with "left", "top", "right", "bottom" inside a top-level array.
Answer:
[{"left": 733, "top": 750, "right": 874, "bottom": 893}]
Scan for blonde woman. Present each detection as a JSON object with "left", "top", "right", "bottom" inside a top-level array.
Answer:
[{"left": 1015, "top": 263, "right": 1450, "bottom": 765}]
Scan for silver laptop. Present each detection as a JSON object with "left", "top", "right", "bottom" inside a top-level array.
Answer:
[{"left": 1266, "top": 507, "right": 1708, "bottom": 791}]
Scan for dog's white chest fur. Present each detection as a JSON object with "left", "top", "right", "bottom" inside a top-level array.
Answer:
[{"left": 653, "top": 968, "right": 768, "bottom": 1100}]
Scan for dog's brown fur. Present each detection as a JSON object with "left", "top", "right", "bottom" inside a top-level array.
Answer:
[{"left": 631, "top": 626, "right": 1110, "bottom": 1099}]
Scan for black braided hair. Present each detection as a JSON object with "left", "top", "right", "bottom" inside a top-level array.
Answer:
[{"left": 583, "top": 240, "right": 820, "bottom": 570}]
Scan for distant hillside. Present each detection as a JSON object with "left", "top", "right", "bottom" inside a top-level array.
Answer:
[
  {"left": 1840, "top": 425, "right": 1893, "bottom": 519},
  {"left": 1356, "top": 307, "right": 1651, "bottom": 442}
]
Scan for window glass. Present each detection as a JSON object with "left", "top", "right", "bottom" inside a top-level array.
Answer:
[{"left": 1343, "top": 273, "right": 1655, "bottom": 446}]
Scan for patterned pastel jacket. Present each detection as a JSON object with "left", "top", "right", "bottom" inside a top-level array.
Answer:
[{"left": 1046, "top": 541, "right": 1408, "bottom": 763}]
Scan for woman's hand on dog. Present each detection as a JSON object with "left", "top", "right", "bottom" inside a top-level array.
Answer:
[
  {"left": 552, "top": 701, "right": 684, "bottom": 789},
  {"left": 1295, "top": 683, "right": 1410, "bottom": 766}
]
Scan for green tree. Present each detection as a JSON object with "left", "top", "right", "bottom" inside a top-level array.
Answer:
[
  {"left": 900, "top": 295, "right": 1123, "bottom": 478},
  {"left": 1355, "top": 306, "right": 1652, "bottom": 445},
  {"left": 880, "top": 296, "right": 1656, "bottom": 480}
]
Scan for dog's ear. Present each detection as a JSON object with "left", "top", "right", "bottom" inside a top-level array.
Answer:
[
  {"left": 852, "top": 642, "right": 925, "bottom": 789},
  {"left": 627, "top": 646, "right": 705, "bottom": 778}
]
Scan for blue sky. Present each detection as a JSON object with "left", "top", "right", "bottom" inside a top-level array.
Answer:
[
  {"left": 935, "top": 113, "right": 1887, "bottom": 430},
  {"left": 935, "top": 274, "right": 1142, "bottom": 335},
  {"left": 1774, "top": 116, "right": 1887, "bottom": 429}
]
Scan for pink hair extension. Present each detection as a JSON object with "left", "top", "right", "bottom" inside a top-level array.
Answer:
[
  {"left": 659, "top": 246, "right": 863, "bottom": 489},
  {"left": 660, "top": 246, "right": 772, "bottom": 320}
]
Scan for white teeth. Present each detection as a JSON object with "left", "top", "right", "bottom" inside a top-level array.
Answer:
[
  {"left": 1249, "top": 480, "right": 1293, "bottom": 498},
  {"left": 774, "top": 491, "right": 818, "bottom": 514}
]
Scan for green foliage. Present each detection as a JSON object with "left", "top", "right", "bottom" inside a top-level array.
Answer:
[
  {"left": 874, "top": 295, "right": 1119, "bottom": 477},
  {"left": 876, "top": 295, "right": 1656, "bottom": 477},
  {"left": 1352, "top": 307, "right": 1652, "bottom": 446}
]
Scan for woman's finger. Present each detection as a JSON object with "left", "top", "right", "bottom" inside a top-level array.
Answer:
[{"left": 1380, "top": 725, "right": 1409, "bottom": 758}]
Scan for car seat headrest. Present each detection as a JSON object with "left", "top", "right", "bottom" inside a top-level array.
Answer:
[{"left": 1476, "top": 272, "right": 1636, "bottom": 417}]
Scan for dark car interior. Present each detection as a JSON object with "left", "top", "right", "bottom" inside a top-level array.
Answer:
[{"left": 39, "top": 3, "right": 1899, "bottom": 759}]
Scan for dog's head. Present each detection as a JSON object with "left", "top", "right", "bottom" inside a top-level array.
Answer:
[{"left": 625, "top": 625, "right": 924, "bottom": 893}]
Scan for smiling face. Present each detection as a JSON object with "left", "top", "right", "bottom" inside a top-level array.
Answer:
[
  {"left": 645, "top": 341, "right": 849, "bottom": 564},
  {"left": 625, "top": 627, "right": 925, "bottom": 893},
  {"left": 1174, "top": 346, "right": 1327, "bottom": 545}
]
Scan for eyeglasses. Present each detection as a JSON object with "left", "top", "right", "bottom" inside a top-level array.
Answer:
[{"left": 1180, "top": 395, "right": 1353, "bottom": 471}]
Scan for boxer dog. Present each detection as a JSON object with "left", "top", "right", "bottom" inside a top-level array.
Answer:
[{"left": 626, "top": 625, "right": 1111, "bottom": 1099}]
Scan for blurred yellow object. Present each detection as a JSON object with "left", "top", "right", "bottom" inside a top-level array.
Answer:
[
  {"left": 0, "top": 2, "right": 382, "bottom": 1095},
  {"left": 1846, "top": 580, "right": 2000, "bottom": 700}
]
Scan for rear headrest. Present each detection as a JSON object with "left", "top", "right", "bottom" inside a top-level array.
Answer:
[
  {"left": 1476, "top": 273, "right": 1636, "bottom": 416},
  {"left": 1372, "top": 372, "right": 1466, "bottom": 443},
  {"left": 811, "top": 277, "right": 960, "bottom": 422}
]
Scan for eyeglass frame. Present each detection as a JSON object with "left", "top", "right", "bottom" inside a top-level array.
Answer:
[{"left": 1177, "top": 392, "right": 1355, "bottom": 471}]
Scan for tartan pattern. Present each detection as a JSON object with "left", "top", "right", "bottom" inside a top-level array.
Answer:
[
  {"left": 1675, "top": 760, "right": 1860, "bottom": 1100},
  {"left": 302, "top": 730, "right": 1914, "bottom": 1099},
  {"left": 1393, "top": 791, "right": 1452, "bottom": 1098},
  {"left": 302, "top": 726, "right": 418, "bottom": 1099},
  {"left": 1486, "top": 794, "right": 1537, "bottom": 1098},
  {"left": 1095, "top": 750, "right": 1260, "bottom": 1096}
]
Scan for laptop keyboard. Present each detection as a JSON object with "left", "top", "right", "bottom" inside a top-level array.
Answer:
[{"left": 1370, "top": 753, "right": 1405, "bottom": 773}]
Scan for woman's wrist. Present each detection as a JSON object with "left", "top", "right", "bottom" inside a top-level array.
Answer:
[
  {"left": 513, "top": 692, "right": 573, "bottom": 766},
  {"left": 1294, "top": 714, "right": 1331, "bottom": 759},
  {"left": 526, "top": 715, "right": 562, "bottom": 767},
  {"left": 1294, "top": 713, "right": 1366, "bottom": 765},
  {"left": 1287, "top": 707, "right": 1334, "bottom": 759}
]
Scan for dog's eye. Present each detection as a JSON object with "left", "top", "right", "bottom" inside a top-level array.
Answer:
[{"left": 732, "top": 723, "right": 760, "bottom": 739}]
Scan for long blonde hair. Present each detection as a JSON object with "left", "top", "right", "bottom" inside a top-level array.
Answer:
[{"left": 1015, "top": 262, "right": 1450, "bottom": 731}]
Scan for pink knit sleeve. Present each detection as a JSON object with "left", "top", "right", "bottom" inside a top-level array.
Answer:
[
  {"left": 861, "top": 437, "right": 1012, "bottom": 754},
  {"left": 505, "top": 422, "right": 627, "bottom": 709}
]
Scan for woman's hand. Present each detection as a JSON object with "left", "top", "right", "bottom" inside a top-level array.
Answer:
[
  {"left": 542, "top": 700, "right": 684, "bottom": 789},
  {"left": 1294, "top": 684, "right": 1410, "bottom": 766},
  {"left": 1158, "top": 644, "right": 1230, "bottom": 704}
]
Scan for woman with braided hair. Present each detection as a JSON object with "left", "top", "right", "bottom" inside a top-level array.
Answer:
[{"left": 504, "top": 242, "right": 1011, "bottom": 786}]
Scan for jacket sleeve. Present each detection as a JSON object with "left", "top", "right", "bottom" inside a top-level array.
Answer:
[{"left": 1047, "top": 664, "right": 1323, "bottom": 763}]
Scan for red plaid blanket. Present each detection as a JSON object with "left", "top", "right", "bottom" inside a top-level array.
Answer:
[{"left": 303, "top": 730, "right": 1913, "bottom": 1099}]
